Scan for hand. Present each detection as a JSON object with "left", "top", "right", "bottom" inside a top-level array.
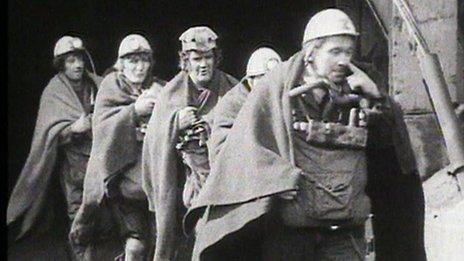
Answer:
[
  {"left": 69, "top": 207, "right": 94, "bottom": 246},
  {"left": 293, "top": 121, "right": 309, "bottom": 132},
  {"left": 279, "top": 190, "right": 298, "bottom": 200},
  {"left": 70, "top": 114, "right": 92, "bottom": 133},
  {"left": 177, "top": 106, "right": 198, "bottom": 130},
  {"left": 134, "top": 91, "right": 156, "bottom": 117},
  {"left": 288, "top": 78, "right": 330, "bottom": 98},
  {"left": 347, "top": 63, "right": 382, "bottom": 99}
]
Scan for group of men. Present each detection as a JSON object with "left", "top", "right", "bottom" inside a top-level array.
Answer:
[{"left": 8, "top": 8, "right": 416, "bottom": 261}]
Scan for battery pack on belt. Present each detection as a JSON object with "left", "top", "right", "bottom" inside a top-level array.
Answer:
[{"left": 305, "top": 119, "right": 367, "bottom": 149}]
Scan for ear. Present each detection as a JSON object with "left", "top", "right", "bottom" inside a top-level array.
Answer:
[{"left": 303, "top": 51, "right": 314, "bottom": 65}]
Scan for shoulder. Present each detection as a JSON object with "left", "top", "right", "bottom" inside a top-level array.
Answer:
[
  {"left": 93, "top": 72, "right": 123, "bottom": 102},
  {"left": 98, "top": 72, "right": 119, "bottom": 91},
  {"left": 41, "top": 74, "right": 64, "bottom": 97},
  {"left": 217, "top": 83, "right": 248, "bottom": 111},
  {"left": 161, "top": 71, "right": 188, "bottom": 94}
]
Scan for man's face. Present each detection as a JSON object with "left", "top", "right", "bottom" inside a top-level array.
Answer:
[
  {"left": 311, "top": 35, "right": 355, "bottom": 83},
  {"left": 63, "top": 53, "right": 84, "bottom": 81},
  {"left": 122, "top": 53, "right": 151, "bottom": 84},
  {"left": 187, "top": 50, "right": 215, "bottom": 86}
]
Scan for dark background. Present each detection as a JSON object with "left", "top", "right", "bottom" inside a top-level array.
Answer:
[
  {"left": 8, "top": 1, "right": 427, "bottom": 260},
  {"left": 8, "top": 0, "right": 341, "bottom": 194}
]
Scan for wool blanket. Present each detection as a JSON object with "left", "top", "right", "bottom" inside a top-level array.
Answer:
[
  {"left": 7, "top": 72, "right": 100, "bottom": 240},
  {"left": 142, "top": 69, "right": 237, "bottom": 260}
]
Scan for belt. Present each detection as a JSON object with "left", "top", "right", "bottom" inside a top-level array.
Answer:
[{"left": 288, "top": 224, "right": 364, "bottom": 234}]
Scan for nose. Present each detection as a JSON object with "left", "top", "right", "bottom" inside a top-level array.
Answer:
[
  {"left": 337, "top": 57, "right": 350, "bottom": 68},
  {"left": 337, "top": 52, "right": 352, "bottom": 67},
  {"left": 74, "top": 60, "right": 84, "bottom": 69},
  {"left": 135, "top": 60, "right": 145, "bottom": 70},
  {"left": 199, "top": 58, "right": 207, "bottom": 67}
]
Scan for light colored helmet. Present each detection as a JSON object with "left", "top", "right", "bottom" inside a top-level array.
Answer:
[
  {"left": 53, "top": 36, "right": 85, "bottom": 57},
  {"left": 118, "top": 34, "right": 152, "bottom": 58},
  {"left": 246, "top": 47, "right": 282, "bottom": 77},
  {"left": 179, "top": 26, "right": 218, "bottom": 52},
  {"left": 302, "top": 9, "right": 358, "bottom": 45}
]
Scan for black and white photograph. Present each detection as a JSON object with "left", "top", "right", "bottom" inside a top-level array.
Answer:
[{"left": 7, "top": 0, "right": 464, "bottom": 260}]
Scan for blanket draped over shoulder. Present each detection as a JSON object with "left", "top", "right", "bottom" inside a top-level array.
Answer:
[
  {"left": 184, "top": 51, "right": 419, "bottom": 260},
  {"left": 7, "top": 72, "right": 100, "bottom": 240},
  {"left": 142, "top": 69, "right": 237, "bottom": 260},
  {"left": 208, "top": 82, "right": 249, "bottom": 164},
  {"left": 75, "top": 72, "right": 164, "bottom": 226}
]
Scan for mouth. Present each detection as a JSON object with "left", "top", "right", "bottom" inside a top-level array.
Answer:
[
  {"left": 134, "top": 72, "right": 146, "bottom": 78},
  {"left": 331, "top": 70, "right": 347, "bottom": 78},
  {"left": 332, "top": 66, "right": 350, "bottom": 76}
]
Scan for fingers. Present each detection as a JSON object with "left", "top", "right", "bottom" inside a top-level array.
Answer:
[
  {"left": 348, "top": 62, "right": 359, "bottom": 73},
  {"left": 186, "top": 115, "right": 197, "bottom": 124},
  {"left": 185, "top": 106, "right": 198, "bottom": 113},
  {"left": 182, "top": 113, "right": 198, "bottom": 127},
  {"left": 185, "top": 107, "right": 198, "bottom": 122},
  {"left": 289, "top": 85, "right": 311, "bottom": 97},
  {"left": 293, "top": 121, "right": 308, "bottom": 131},
  {"left": 347, "top": 64, "right": 382, "bottom": 99},
  {"left": 279, "top": 190, "right": 298, "bottom": 200}
]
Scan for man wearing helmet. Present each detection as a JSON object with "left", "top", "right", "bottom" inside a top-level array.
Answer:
[
  {"left": 208, "top": 47, "right": 282, "bottom": 163},
  {"left": 7, "top": 36, "right": 101, "bottom": 259},
  {"left": 185, "top": 9, "right": 414, "bottom": 260},
  {"left": 70, "top": 34, "right": 165, "bottom": 260},
  {"left": 142, "top": 26, "right": 238, "bottom": 260}
]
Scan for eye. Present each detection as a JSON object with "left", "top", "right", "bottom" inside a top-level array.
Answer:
[
  {"left": 131, "top": 57, "right": 141, "bottom": 63},
  {"left": 329, "top": 48, "right": 342, "bottom": 55},
  {"left": 141, "top": 56, "right": 150, "bottom": 63},
  {"left": 345, "top": 49, "right": 354, "bottom": 56}
]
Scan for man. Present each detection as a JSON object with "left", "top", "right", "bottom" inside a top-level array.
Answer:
[
  {"left": 70, "top": 34, "right": 165, "bottom": 260},
  {"left": 142, "top": 26, "right": 238, "bottom": 260},
  {"left": 208, "top": 47, "right": 282, "bottom": 163},
  {"left": 185, "top": 9, "right": 418, "bottom": 260},
  {"left": 7, "top": 36, "right": 101, "bottom": 259}
]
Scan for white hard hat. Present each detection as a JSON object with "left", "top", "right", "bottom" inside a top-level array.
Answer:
[
  {"left": 246, "top": 47, "right": 282, "bottom": 77},
  {"left": 179, "top": 26, "right": 218, "bottom": 52},
  {"left": 118, "top": 34, "right": 152, "bottom": 58},
  {"left": 53, "top": 36, "right": 85, "bottom": 57},
  {"left": 302, "top": 9, "right": 359, "bottom": 45}
]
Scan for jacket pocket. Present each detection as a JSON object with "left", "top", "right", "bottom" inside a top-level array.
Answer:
[{"left": 297, "top": 171, "right": 354, "bottom": 220}]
